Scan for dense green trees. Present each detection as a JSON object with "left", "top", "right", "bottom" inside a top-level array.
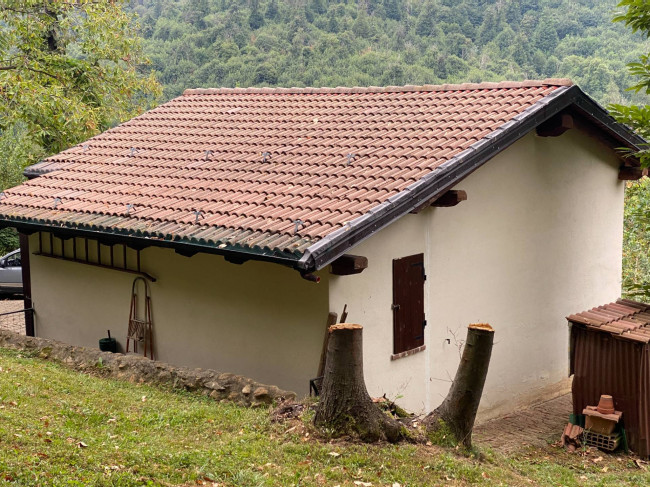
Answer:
[
  {"left": 611, "top": 0, "right": 650, "bottom": 159},
  {"left": 1, "top": 1, "right": 161, "bottom": 161},
  {"left": 131, "top": 0, "right": 649, "bottom": 105},
  {"left": 610, "top": 0, "right": 650, "bottom": 298},
  {"left": 0, "top": 0, "right": 161, "bottom": 253}
]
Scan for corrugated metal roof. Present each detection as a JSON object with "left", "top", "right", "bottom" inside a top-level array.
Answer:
[{"left": 567, "top": 299, "right": 650, "bottom": 343}]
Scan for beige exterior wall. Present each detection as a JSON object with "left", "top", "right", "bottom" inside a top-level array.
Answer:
[
  {"left": 28, "top": 239, "right": 328, "bottom": 396},
  {"left": 329, "top": 129, "right": 624, "bottom": 418}
]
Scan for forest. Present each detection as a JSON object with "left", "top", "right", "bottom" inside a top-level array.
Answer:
[{"left": 130, "top": 0, "right": 649, "bottom": 105}]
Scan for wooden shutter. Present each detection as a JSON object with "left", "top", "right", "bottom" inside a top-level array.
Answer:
[{"left": 392, "top": 253, "right": 426, "bottom": 354}]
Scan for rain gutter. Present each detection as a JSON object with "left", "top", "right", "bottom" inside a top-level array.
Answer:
[{"left": 0, "top": 219, "right": 301, "bottom": 269}]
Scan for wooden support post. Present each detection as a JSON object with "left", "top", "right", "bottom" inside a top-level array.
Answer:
[
  {"left": 316, "top": 312, "right": 338, "bottom": 378},
  {"left": 339, "top": 304, "right": 348, "bottom": 323},
  {"left": 19, "top": 233, "right": 34, "bottom": 337},
  {"left": 330, "top": 254, "right": 368, "bottom": 275}
]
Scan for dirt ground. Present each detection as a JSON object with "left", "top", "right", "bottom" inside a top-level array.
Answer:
[
  {"left": 0, "top": 298, "right": 25, "bottom": 335},
  {"left": 474, "top": 394, "right": 573, "bottom": 453}
]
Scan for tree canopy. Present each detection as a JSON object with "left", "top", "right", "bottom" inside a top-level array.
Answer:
[
  {"left": 0, "top": 0, "right": 161, "bottom": 162},
  {"left": 0, "top": 0, "right": 161, "bottom": 252},
  {"left": 610, "top": 1, "right": 650, "bottom": 163},
  {"left": 608, "top": 1, "right": 650, "bottom": 298},
  {"left": 131, "top": 0, "right": 649, "bottom": 107}
]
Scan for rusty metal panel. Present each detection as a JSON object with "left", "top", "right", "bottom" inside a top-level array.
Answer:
[{"left": 571, "top": 326, "right": 650, "bottom": 458}]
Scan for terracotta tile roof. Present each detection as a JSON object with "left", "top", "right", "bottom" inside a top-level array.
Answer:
[
  {"left": 567, "top": 299, "right": 650, "bottom": 343},
  {"left": 0, "top": 79, "right": 639, "bottom": 270}
]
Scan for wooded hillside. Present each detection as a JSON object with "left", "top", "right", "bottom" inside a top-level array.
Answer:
[{"left": 131, "top": 0, "right": 649, "bottom": 104}]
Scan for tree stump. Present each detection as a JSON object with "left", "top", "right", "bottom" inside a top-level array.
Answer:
[
  {"left": 313, "top": 324, "right": 405, "bottom": 443},
  {"left": 424, "top": 323, "right": 495, "bottom": 448}
]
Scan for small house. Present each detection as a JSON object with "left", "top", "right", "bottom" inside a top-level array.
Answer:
[{"left": 0, "top": 80, "right": 642, "bottom": 418}]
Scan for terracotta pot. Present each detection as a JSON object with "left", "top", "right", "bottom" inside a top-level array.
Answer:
[{"left": 597, "top": 394, "right": 615, "bottom": 415}]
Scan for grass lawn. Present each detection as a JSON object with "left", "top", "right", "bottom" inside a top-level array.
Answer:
[{"left": 1, "top": 348, "right": 649, "bottom": 486}]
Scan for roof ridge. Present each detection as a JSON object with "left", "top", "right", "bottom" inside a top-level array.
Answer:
[{"left": 183, "top": 79, "right": 573, "bottom": 96}]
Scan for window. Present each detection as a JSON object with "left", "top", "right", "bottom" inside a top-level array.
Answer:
[{"left": 392, "top": 253, "right": 426, "bottom": 355}]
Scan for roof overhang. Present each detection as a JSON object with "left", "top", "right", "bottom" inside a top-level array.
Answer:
[
  {"left": 296, "top": 85, "right": 645, "bottom": 273},
  {"left": 2, "top": 219, "right": 302, "bottom": 269},
  {"left": 13, "top": 85, "right": 645, "bottom": 277}
]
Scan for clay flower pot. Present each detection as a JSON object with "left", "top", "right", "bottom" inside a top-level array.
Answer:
[{"left": 597, "top": 394, "right": 615, "bottom": 415}]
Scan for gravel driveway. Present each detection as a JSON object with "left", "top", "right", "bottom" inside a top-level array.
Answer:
[{"left": 0, "top": 298, "right": 25, "bottom": 335}]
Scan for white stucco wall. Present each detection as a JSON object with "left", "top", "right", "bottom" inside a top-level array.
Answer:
[
  {"left": 329, "top": 129, "right": 624, "bottom": 418},
  {"left": 28, "top": 240, "right": 328, "bottom": 396}
]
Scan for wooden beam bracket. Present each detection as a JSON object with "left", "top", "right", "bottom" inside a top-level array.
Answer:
[
  {"left": 224, "top": 254, "right": 249, "bottom": 265},
  {"left": 411, "top": 189, "right": 467, "bottom": 213},
  {"left": 619, "top": 165, "right": 644, "bottom": 181},
  {"left": 536, "top": 113, "right": 574, "bottom": 137},
  {"left": 330, "top": 254, "right": 368, "bottom": 275}
]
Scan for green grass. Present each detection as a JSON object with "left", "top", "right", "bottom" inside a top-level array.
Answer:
[{"left": 1, "top": 348, "right": 649, "bottom": 486}]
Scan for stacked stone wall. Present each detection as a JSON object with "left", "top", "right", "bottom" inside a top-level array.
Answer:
[{"left": 0, "top": 330, "right": 295, "bottom": 406}]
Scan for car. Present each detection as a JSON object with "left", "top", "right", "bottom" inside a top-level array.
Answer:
[{"left": 0, "top": 249, "right": 22, "bottom": 294}]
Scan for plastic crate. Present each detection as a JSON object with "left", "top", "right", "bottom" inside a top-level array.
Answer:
[{"left": 583, "top": 430, "right": 620, "bottom": 452}]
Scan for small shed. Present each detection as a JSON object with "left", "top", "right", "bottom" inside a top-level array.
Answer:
[{"left": 568, "top": 299, "right": 650, "bottom": 458}]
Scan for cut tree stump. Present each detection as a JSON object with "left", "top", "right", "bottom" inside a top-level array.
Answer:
[
  {"left": 424, "top": 323, "right": 495, "bottom": 448},
  {"left": 313, "top": 324, "right": 405, "bottom": 443}
]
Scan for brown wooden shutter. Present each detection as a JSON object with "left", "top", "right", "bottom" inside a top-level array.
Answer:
[{"left": 392, "top": 253, "right": 426, "bottom": 354}]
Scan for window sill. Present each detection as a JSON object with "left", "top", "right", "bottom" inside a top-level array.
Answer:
[{"left": 391, "top": 345, "right": 426, "bottom": 361}]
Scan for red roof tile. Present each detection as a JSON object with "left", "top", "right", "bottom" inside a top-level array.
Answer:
[
  {"left": 0, "top": 79, "right": 636, "bottom": 267},
  {"left": 567, "top": 299, "right": 650, "bottom": 343}
]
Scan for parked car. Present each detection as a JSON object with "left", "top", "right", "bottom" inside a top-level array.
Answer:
[{"left": 0, "top": 249, "right": 22, "bottom": 294}]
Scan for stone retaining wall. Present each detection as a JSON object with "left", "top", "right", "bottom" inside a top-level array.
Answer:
[{"left": 0, "top": 330, "right": 295, "bottom": 406}]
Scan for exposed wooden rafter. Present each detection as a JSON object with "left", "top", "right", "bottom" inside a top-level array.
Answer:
[
  {"left": 619, "top": 165, "right": 644, "bottom": 181},
  {"left": 410, "top": 190, "right": 467, "bottom": 213},
  {"left": 536, "top": 113, "right": 574, "bottom": 137},
  {"left": 330, "top": 254, "right": 368, "bottom": 275}
]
